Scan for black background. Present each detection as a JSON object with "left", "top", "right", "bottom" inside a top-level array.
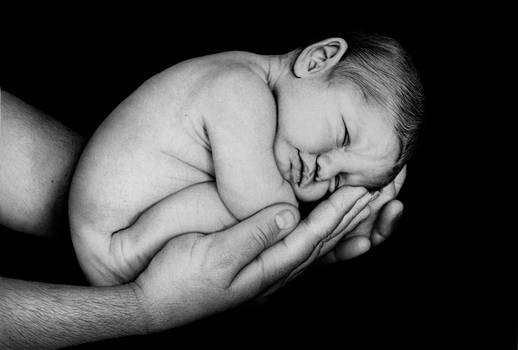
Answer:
[{"left": 0, "top": 7, "right": 508, "bottom": 349}]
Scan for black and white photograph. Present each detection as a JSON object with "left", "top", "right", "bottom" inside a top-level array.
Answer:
[{"left": 0, "top": 7, "right": 508, "bottom": 349}]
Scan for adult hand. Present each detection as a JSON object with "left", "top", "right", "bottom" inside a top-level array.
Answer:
[
  {"left": 131, "top": 186, "right": 374, "bottom": 332},
  {"left": 320, "top": 165, "right": 407, "bottom": 263}
]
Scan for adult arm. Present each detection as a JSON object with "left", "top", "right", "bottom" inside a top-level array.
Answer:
[
  {"left": 0, "top": 186, "right": 373, "bottom": 348},
  {"left": 0, "top": 90, "right": 85, "bottom": 237},
  {"left": 0, "top": 277, "right": 146, "bottom": 349},
  {"left": 132, "top": 186, "right": 374, "bottom": 330}
]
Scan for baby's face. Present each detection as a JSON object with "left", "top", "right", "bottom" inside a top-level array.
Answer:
[{"left": 274, "top": 82, "right": 400, "bottom": 202}]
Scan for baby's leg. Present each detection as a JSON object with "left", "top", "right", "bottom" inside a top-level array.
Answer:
[{"left": 74, "top": 181, "right": 237, "bottom": 286}]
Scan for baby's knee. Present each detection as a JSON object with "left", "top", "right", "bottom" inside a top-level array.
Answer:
[{"left": 71, "top": 223, "right": 135, "bottom": 286}]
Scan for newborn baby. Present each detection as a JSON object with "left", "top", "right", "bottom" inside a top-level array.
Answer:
[{"left": 69, "top": 33, "right": 423, "bottom": 285}]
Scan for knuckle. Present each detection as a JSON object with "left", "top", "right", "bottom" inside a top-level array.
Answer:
[
  {"left": 253, "top": 225, "right": 272, "bottom": 249},
  {"left": 255, "top": 255, "right": 269, "bottom": 290},
  {"left": 252, "top": 221, "right": 277, "bottom": 248},
  {"left": 203, "top": 239, "right": 234, "bottom": 272}
]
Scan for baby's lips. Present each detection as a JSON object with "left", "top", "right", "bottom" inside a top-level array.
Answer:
[
  {"left": 299, "top": 170, "right": 315, "bottom": 187},
  {"left": 291, "top": 164, "right": 301, "bottom": 184},
  {"left": 289, "top": 154, "right": 302, "bottom": 185}
]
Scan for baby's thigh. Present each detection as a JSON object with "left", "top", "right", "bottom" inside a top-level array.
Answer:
[
  {"left": 85, "top": 181, "right": 238, "bottom": 285},
  {"left": 124, "top": 180, "right": 238, "bottom": 247}
]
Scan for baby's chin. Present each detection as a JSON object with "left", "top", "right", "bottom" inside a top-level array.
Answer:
[{"left": 290, "top": 182, "right": 329, "bottom": 203}]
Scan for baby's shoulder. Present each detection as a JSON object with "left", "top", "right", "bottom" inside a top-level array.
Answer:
[
  {"left": 205, "top": 64, "right": 276, "bottom": 113},
  {"left": 202, "top": 64, "right": 277, "bottom": 143}
]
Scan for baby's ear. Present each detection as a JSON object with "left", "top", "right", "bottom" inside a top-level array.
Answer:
[{"left": 293, "top": 37, "right": 347, "bottom": 78}]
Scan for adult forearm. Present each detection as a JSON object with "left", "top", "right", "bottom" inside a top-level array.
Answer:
[
  {"left": 0, "top": 277, "right": 147, "bottom": 349},
  {"left": 0, "top": 90, "right": 85, "bottom": 237}
]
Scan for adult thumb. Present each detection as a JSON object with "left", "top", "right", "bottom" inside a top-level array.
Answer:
[{"left": 212, "top": 203, "right": 300, "bottom": 278}]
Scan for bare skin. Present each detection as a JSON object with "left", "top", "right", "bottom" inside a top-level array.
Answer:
[
  {"left": 70, "top": 39, "right": 406, "bottom": 286},
  {"left": 1, "top": 90, "right": 402, "bottom": 348},
  {"left": 0, "top": 92, "right": 84, "bottom": 237},
  {"left": 69, "top": 52, "right": 296, "bottom": 285}
]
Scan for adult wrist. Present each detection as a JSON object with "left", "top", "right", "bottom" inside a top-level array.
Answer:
[{"left": 127, "top": 281, "right": 154, "bottom": 335}]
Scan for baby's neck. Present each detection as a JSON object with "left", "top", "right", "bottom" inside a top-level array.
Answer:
[{"left": 238, "top": 51, "right": 294, "bottom": 92}]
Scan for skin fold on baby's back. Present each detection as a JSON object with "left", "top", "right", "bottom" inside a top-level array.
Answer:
[{"left": 69, "top": 52, "right": 258, "bottom": 236}]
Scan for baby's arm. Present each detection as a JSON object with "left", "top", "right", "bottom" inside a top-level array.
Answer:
[{"left": 205, "top": 69, "right": 297, "bottom": 220}]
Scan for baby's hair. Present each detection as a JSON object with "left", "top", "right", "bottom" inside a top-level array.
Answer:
[{"left": 328, "top": 32, "right": 424, "bottom": 188}]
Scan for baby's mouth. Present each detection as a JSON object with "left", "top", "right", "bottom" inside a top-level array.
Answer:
[
  {"left": 289, "top": 149, "right": 303, "bottom": 187},
  {"left": 297, "top": 151, "right": 316, "bottom": 188},
  {"left": 296, "top": 150, "right": 303, "bottom": 186},
  {"left": 290, "top": 150, "right": 339, "bottom": 191}
]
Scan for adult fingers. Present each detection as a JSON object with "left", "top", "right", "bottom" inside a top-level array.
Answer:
[
  {"left": 394, "top": 165, "right": 407, "bottom": 196},
  {"left": 317, "top": 168, "right": 406, "bottom": 265},
  {"left": 320, "top": 200, "right": 404, "bottom": 263},
  {"left": 315, "top": 190, "right": 387, "bottom": 265},
  {"left": 367, "top": 166, "right": 405, "bottom": 245},
  {"left": 209, "top": 203, "right": 300, "bottom": 280},
  {"left": 371, "top": 200, "right": 404, "bottom": 246},
  {"left": 318, "top": 206, "right": 372, "bottom": 259},
  {"left": 289, "top": 195, "right": 373, "bottom": 277},
  {"left": 340, "top": 181, "right": 396, "bottom": 240},
  {"left": 302, "top": 186, "right": 369, "bottom": 242},
  {"left": 332, "top": 174, "right": 400, "bottom": 252},
  {"left": 322, "top": 191, "right": 376, "bottom": 243},
  {"left": 230, "top": 186, "right": 369, "bottom": 293},
  {"left": 260, "top": 190, "right": 373, "bottom": 290},
  {"left": 316, "top": 234, "right": 371, "bottom": 265}
]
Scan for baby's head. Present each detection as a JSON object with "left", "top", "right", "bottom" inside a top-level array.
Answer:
[{"left": 273, "top": 32, "right": 424, "bottom": 202}]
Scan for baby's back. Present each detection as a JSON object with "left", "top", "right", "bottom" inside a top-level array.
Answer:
[
  {"left": 69, "top": 52, "right": 256, "bottom": 236},
  {"left": 69, "top": 51, "right": 300, "bottom": 285}
]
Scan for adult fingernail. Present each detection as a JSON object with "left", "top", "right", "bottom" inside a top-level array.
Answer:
[{"left": 275, "top": 210, "right": 295, "bottom": 229}]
